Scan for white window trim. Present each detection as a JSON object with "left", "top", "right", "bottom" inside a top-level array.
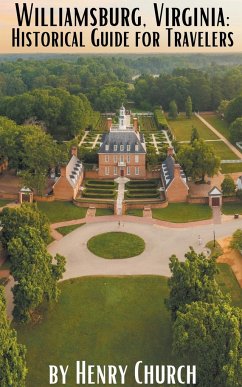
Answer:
[
  {"left": 127, "top": 166, "right": 130, "bottom": 175},
  {"left": 120, "top": 145, "right": 124, "bottom": 151},
  {"left": 114, "top": 155, "right": 117, "bottom": 163},
  {"left": 135, "top": 167, "right": 139, "bottom": 176},
  {"left": 114, "top": 145, "right": 117, "bottom": 151},
  {"left": 127, "top": 155, "right": 130, "bottom": 163},
  {"left": 105, "top": 166, "right": 109, "bottom": 175},
  {"left": 135, "top": 145, "right": 139, "bottom": 152},
  {"left": 105, "top": 155, "right": 109, "bottom": 162},
  {"left": 105, "top": 145, "right": 109, "bottom": 151},
  {"left": 127, "top": 144, "right": 131, "bottom": 151},
  {"left": 120, "top": 155, "right": 124, "bottom": 162},
  {"left": 114, "top": 166, "right": 117, "bottom": 175},
  {"left": 135, "top": 155, "right": 139, "bottom": 163}
]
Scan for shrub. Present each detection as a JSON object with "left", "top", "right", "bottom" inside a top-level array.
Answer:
[{"left": 154, "top": 108, "right": 169, "bottom": 130}]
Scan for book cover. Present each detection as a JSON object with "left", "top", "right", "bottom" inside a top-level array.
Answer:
[{"left": 0, "top": 1, "right": 242, "bottom": 386}]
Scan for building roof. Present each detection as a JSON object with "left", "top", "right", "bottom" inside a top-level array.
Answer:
[
  {"left": 98, "top": 131, "right": 146, "bottom": 154},
  {"left": 66, "top": 155, "right": 83, "bottom": 188},
  {"left": 161, "top": 155, "right": 187, "bottom": 188},
  {"left": 208, "top": 186, "right": 222, "bottom": 196}
]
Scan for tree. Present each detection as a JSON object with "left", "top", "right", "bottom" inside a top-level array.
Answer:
[
  {"left": 225, "top": 95, "right": 242, "bottom": 124},
  {"left": 230, "top": 229, "right": 242, "bottom": 251},
  {"left": 229, "top": 117, "right": 242, "bottom": 143},
  {"left": 168, "top": 100, "right": 178, "bottom": 119},
  {"left": 0, "top": 203, "right": 50, "bottom": 248},
  {"left": 217, "top": 99, "right": 230, "bottom": 118},
  {"left": 173, "top": 302, "right": 242, "bottom": 387},
  {"left": 166, "top": 248, "right": 226, "bottom": 320},
  {"left": 190, "top": 127, "right": 199, "bottom": 143},
  {"left": 177, "top": 139, "right": 220, "bottom": 182},
  {"left": 185, "top": 96, "right": 192, "bottom": 118},
  {"left": 8, "top": 226, "right": 66, "bottom": 323},
  {"left": 0, "top": 287, "right": 27, "bottom": 386},
  {"left": 221, "top": 175, "right": 236, "bottom": 196}
]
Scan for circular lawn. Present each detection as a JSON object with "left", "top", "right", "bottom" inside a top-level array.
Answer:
[{"left": 87, "top": 232, "right": 145, "bottom": 259}]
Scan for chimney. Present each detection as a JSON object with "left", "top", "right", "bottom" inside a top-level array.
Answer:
[
  {"left": 60, "top": 165, "right": 67, "bottom": 177},
  {"left": 174, "top": 164, "right": 181, "bottom": 178},
  {"left": 167, "top": 147, "right": 174, "bottom": 157},
  {"left": 71, "top": 146, "right": 78, "bottom": 157},
  {"left": 107, "top": 117, "right": 112, "bottom": 130},
  {"left": 133, "top": 117, "right": 138, "bottom": 131}
]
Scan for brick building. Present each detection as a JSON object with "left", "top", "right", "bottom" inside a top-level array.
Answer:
[
  {"left": 53, "top": 147, "right": 84, "bottom": 200},
  {"left": 98, "top": 106, "right": 146, "bottom": 178},
  {"left": 161, "top": 147, "right": 189, "bottom": 202}
]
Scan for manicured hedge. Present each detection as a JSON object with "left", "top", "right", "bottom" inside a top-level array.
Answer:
[
  {"left": 128, "top": 189, "right": 159, "bottom": 195},
  {"left": 82, "top": 192, "right": 116, "bottom": 199},
  {"left": 87, "top": 180, "right": 116, "bottom": 186},
  {"left": 126, "top": 193, "right": 160, "bottom": 199},
  {"left": 84, "top": 189, "right": 115, "bottom": 195},
  {"left": 154, "top": 108, "right": 169, "bottom": 130},
  {"left": 85, "top": 182, "right": 116, "bottom": 189}
]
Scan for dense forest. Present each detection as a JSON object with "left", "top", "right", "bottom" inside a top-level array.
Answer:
[{"left": 1, "top": 54, "right": 242, "bottom": 139}]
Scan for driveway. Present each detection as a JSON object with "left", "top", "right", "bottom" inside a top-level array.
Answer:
[{"left": 48, "top": 219, "right": 242, "bottom": 279}]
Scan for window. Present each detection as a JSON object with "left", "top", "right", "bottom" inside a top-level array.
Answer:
[
  {"left": 127, "top": 155, "right": 130, "bottom": 163},
  {"left": 105, "top": 155, "right": 109, "bottom": 162},
  {"left": 127, "top": 166, "right": 130, "bottom": 175},
  {"left": 127, "top": 144, "right": 131, "bottom": 151},
  {"left": 135, "top": 155, "right": 139, "bottom": 163},
  {"left": 105, "top": 144, "right": 109, "bottom": 151},
  {"left": 105, "top": 166, "right": 109, "bottom": 175},
  {"left": 114, "top": 166, "right": 118, "bottom": 175},
  {"left": 135, "top": 167, "right": 139, "bottom": 175},
  {"left": 114, "top": 144, "right": 117, "bottom": 151},
  {"left": 135, "top": 144, "right": 139, "bottom": 152},
  {"left": 113, "top": 155, "right": 117, "bottom": 163},
  {"left": 120, "top": 144, "right": 124, "bottom": 151},
  {"left": 120, "top": 155, "right": 124, "bottom": 162}
]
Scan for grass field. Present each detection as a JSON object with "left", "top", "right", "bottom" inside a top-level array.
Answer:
[
  {"left": 167, "top": 114, "right": 219, "bottom": 141},
  {"left": 87, "top": 232, "right": 145, "bottom": 259},
  {"left": 216, "top": 263, "right": 242, "bottom": 308},
  {"left": 221, "top": 163, "right": 242, "bottom": 174},
  {"left": 16, "top": 276, "right": 173, "bottom": 387},
  {"left": 152, "top": 203, "right": 212, "bottom": 223},
  {"left": 126, "top": 209, "right": 143, "bottom": 217},
  {"left": 201, "top": 113, "right": 230, "bottom": 140},
  {"left": 222, "top": 202, "right": 242, "bottom": 215},
  {"left": 95, "top": 208, "right": 114, "bottom": 216},
  {"left": 37, "top": 202, "right": 87, "bottom": 223},
  {"left": 209, "top": 141, "right": 239, "bottom": 160},
  {"left": 56, "top": 224, "right": 85, "bottom": 236}
]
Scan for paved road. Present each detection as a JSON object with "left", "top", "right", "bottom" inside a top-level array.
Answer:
[
  {"left": 196, "top": 113, "right": 242, "bottom": 159},
  {"left": 48, "top": 218, "right": 242, "bottom": 280}
]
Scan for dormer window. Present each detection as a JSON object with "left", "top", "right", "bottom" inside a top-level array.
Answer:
[
  {"left": 127, "top": 144, "right": 130, "bottom": 152},
  {"left": 105, "top": 144, "right": 109, "bottom": 151},
  {"left": 135, "top": 143, "right": 139, "bottom": 152},
  {"left": 114, "top": 144, "right": 117, "bottom": 151},
  {"left": 120, "top": 144, "right": 124, "bottom": 151}
]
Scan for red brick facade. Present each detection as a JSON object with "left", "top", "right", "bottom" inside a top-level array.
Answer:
[
  {"left": 98, "top": 153, "right": 146, "bottom": 178},
  {"left": 165, "top": 164, "right": 189, "bottom": 202}
]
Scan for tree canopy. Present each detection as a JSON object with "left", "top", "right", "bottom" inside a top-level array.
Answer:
[
  {"left": 221, "top": 175, "right": 236, "bottom": 196},
  {"left": 0, "top": 287, "right": 27, "bottom": 386},
  {"left": 177, "top": 139, "right": 220, "bottom": 181},
  {"left": 166, "top": 248, "right": 226, "bottom": 319},
  {"left": 173, "top": 302, "right": 242, "bottom": 387}
]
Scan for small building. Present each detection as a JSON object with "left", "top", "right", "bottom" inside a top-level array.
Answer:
[
  {"left": 161, "top": 147, "right": 189, "bottom": 202},
  {"left": 208, "top": 186, "right": 222, "bottom": 207},
  {"left": 98, "top": 106, "right": 146, "bottom": 179},
  {"left": 19, "top": 187, "right": 33, "bottom": 204},
  {"left": 53, "top": 147, "right": 84, "bottom": 200}
]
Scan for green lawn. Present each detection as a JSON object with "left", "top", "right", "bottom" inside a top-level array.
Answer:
[
  {"left": 167, "top": 113, "right": 218, "bottom": 141},
  {"left": 37, "top": 202, "right": 87, "bottom": 223},
  {"left": 56, "top": 224, "right": 85, "bottom": 236},
  {"left": 87, "top": 232, "right": 145, "bottom": 259},
  {"left": 209, "top": 141, "right": 239, "bottom": 160},
  {"left": 95, "top": 208, "right": 114, "bottom": 216},
  {"left": 216, "top": 263, "right": 242, "bottom": 308},
  {"left": 0, "top": 199, "right": 12, "bottom": 208},
  {"left": 201, "top": 113, "right": 230, "bottom": 140},
  {"left": 221, "top": 163, "right": 242, "bottom": 174},
  {"left": 152, "top": 203, "right": 212, "bottom": 223},
  {"left": 126, "top": 209, "right": 143, "bottom": 217},
  {"left": 222, "top": 202, "right": 242, "bottom": 215},
  {"left": 16, "top": 276, "right": 173, "bottom": 387}
]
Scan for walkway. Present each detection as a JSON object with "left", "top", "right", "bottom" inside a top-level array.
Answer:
[
  {"left": 151, "top": 134, "right": 159, "bottom": 155},
  {"left": 114, "top": 177, "right": 129, "bottom": 215},
  {"left": 195, "top": 113, "right": 242, "bottom": 159},
  {"left": 91, "top": 134, "right": 101, "bottom": 149},
  {"left": 78, "top": 130, "right": 89, "bottom": 147},
  {"left": 162, "top": 130, "right": 173, "bottom": 148}
]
